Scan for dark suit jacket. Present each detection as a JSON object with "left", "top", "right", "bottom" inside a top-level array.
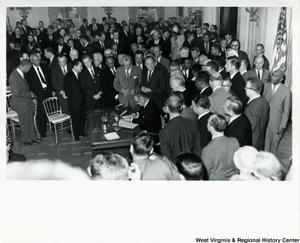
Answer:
[
  {"left": 80, "top": 66, "right": 102, "bottom": 111},
  {"left": 7, "top": 49, "right": 21, "bottom": 68},
  {"left": 63, "top": 71, "right": 83, "bottom": 109},
  {"left": 181, "top": 89, "right": 193, "bottom": 107},
  {"left": 51, "top": 63, "right": 72, "bottom": 94},
  {"left": 182, "top": 40, "right": 193, "bottom": 50},
  {"left": 79, "top": 24, "right": 88, "bottom": 36},
  {"left": 141, "top": 67, "right": 166, "bottom": 110},
  {"left": 92, "top": 41, "right": 106, "bottom": 55},
  {"left": 88, "top": 23, "right": 101, "bottom": 37},
  {"left": 160, "top": 37, "right": 171, "bottom": 59},
  {"left": 230, "top": 72, "right": 248, "bottom": 107},
  {"left": 21, "top": 25, "right": 32, "bottom": 35},
  {"left": 75, "top": 42, "right": 93, "bottom": 60},
  {"left": 159, "top": 116, "right": 201, "bottom": 162},
  {"left": 129, "top": 33, "right": 147, "bottom": 44},
  {"left": 25, "top": 64, "right": 52, "bottom": 100},
  {"left": 55, "top": 43, "right": 70, "bottom": 56},
  {"left": 101, "top": 67, "right": 118, "bottom": 108},
  {"left": 182, "top": 69, "right": 195, "bottom": 95},
  {"left": 38, "top": 28, "right": 48, "bottom": 38},
  {"left": 238, "top": 50, "right": 250, "bottom": 66},
  {"left": 132, "top": 99, "right": 162, "bottom": 134},
  {"left": 158, "top": 56, "right": 170, "bottom": 73},
  {"left": 200, "top": 86, "right": 213, "bottom": 97},
  {"left": 194, "top": 36, "right": 203, "bottom": 48},
  {"left": 224, "top": 114, "right": 252, "bottom": 147},
  {"left": 199, "top": 41, "right": 213, "bottom": 57},
  {"left": 197, "top": 111, "right": 213, "bottom": 149},
  {"left": 49, "top": 56, "right": 58, "bottom": 70},
  {"left": 244, "top": 97, "right": 269, "bottom": 150},
  {"left": 105, "top": 38, "right": 127, "bottom": 54},
  {"left": 44, "top": 35, "right": 57, "bottom": 49},
  {"left": 219, "top": 68, "right": 228, "bottom": 80}
]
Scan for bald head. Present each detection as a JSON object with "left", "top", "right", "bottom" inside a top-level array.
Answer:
[
  {"left": 166, "top": 93, "right": 183, "bottom": 114},
  {"left": 271, "top": 69, "right": 285, "bottom": 85},
  {"left": 254, "top": 55, "right": 264, "bottom": 70},
  {"left": 209, "top": 72, "right": 223, "bottom": 89}
]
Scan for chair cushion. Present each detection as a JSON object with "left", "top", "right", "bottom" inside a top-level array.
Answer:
[
  {"left": 11, "top": 115, "right": 19, "bottom": 122},
  {"left": 48, "top": 113, "right": 71, "bottom": 124},
  {"left": 6, "top": 110, "right": 17, "bottom": 119}
]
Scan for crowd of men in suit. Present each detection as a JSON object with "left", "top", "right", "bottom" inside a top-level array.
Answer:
[{"left": 7, "top": 15, "right": 291, "bottom": 180}]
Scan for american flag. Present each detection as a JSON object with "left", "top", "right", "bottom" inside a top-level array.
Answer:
[{"left": 271, "top": 7, "right": 287, "bottom": 72}]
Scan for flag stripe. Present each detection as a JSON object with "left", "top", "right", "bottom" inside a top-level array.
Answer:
[{"left": 271, "top": 7, "right": 287, "bottom": 72}]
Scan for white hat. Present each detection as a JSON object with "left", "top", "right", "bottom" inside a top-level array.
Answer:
[{"left": 233, "top": 146, "right": 258, "bottom": 173}]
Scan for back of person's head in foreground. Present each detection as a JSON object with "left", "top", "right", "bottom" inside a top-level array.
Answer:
[
  {"left": 176, "top": 152, "right": 204, "bottom": 180},
  {"left": 90, "top": 152, "right": 129, "bottom": 180},
  {"left": 130, "top": 132, "right": 154, "bottom": 157},
  {"left": 251, "top": 152, "right": 286, "bottom": 181}
]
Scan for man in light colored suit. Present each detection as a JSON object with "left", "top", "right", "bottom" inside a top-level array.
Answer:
[
  {"left": 153, "top": 44, "right": 170, "bottom": 73},
  {"left": 263, "top": 70, "right": 292, "bottom": 155},
  {"left": 208, "top": 72, "right": 232, "bottom": 118},
  {"left": 201, "top": 113, "right": 239, "bottom": 180},
  {"left": 245, "top": 56, "right": 271, "bottom": 86},
  {"left": 9, "top": 60, "right": 39, "bottom": 145},
  {"left": 244, "top": 78, "right": 269, "bottom": 150},
  {"left": 113, "top": 55, "right": 142, "bottom": 108}
]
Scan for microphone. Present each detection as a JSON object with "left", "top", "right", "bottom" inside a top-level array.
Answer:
[{"left": 105, "top": 103, "right": 124, "bottom": 115}]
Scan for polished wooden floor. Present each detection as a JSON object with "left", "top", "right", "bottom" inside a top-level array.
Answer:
[{"left": 8, "top": 120, "right": 293, "bottom": 173}]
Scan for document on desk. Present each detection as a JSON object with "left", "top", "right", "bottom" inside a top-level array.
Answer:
[
  {"left": 118, "top": 120, "right": 139, "bottom": 129},
  {"left": 104, "top": 132, "right": 120, "bottom": 140}
]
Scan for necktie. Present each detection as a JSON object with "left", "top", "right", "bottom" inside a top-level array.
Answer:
[
  {"left": 111, "top": 68, "right": 116, "bottom": 76},
  {"left": 93, "top": 24, "right": 96, "bottom": 31},
  {"left": 126, "top": 69, "right": 129, "bottom": 80},
  {"left": 91, "top": 68, "right": 95, "bottom": 78},
  {"left": 49, "top": 36, "right": 52, "bottom": 41},
  {"left": 148, "top": 70, "right": 152, "bottom": 82},
  {"left": 62, "top": 66, "right": 67, "bottom": 75},
  {"left": 101, "top": 42, "right": 104, "bottom": 49},
  {"left": 37, "top": 67, "right": 47, "bottom": 84},
  {"left": 257, "top": 70, "right": 261, "bottom": 79},
  {"left": 205, "top": 42, "right": 209, "bottom": 54},
  {"left": 272, "top": 85, "right": 276, "bottom": 96}
]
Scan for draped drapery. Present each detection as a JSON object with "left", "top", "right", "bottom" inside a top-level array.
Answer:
[
  {"left": 77, "top": 7, "right": 87, "bottom": 21},
  {"left": 285, "top": 7, "right": 292, "bottom": 88},
  {"left": 128, "top": 7, "right": 138, "bottom": 21},
  {"left": 155, "top": 7, "right": 165, "bottom": 19},
  {"left": 47, "top": 7, "right": 60, "bottom": 25}
]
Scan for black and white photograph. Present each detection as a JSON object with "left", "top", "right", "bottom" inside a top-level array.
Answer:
[{"left": 1, "top": 0, "right": 299, "bottom": 242}]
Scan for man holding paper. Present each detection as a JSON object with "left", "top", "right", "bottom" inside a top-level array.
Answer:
[{"left": 113, "top": 55, "right": 142, "bottom": 108}]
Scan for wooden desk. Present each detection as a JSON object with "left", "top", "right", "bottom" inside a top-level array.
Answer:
[{"left": 88, "top": 108, "right": 140, "bottom": 159}]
